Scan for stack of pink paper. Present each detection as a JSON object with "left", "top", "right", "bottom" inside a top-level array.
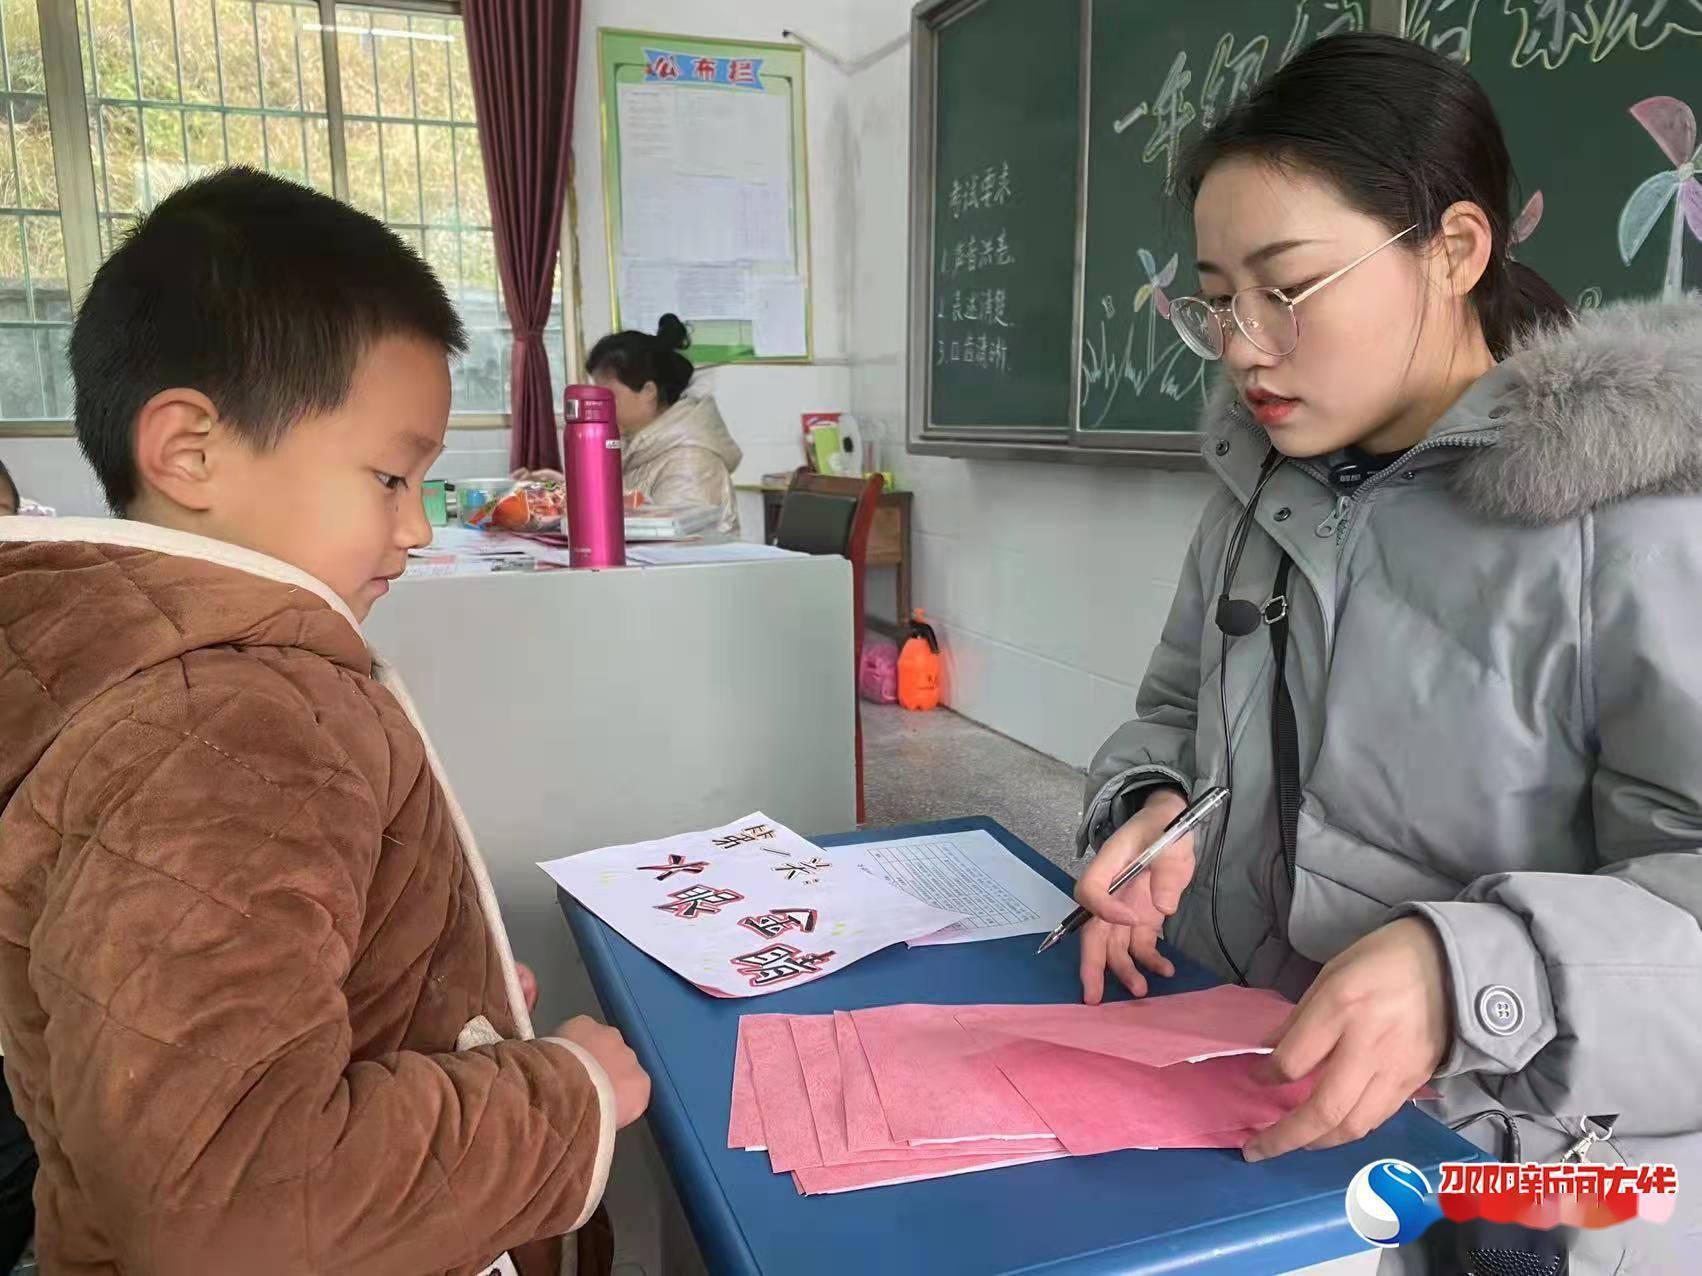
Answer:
[{"left": 730, "top": 985, "right": 1321, "bottom": 1196}]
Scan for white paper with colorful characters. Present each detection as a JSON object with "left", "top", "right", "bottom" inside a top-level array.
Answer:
[{"left": 539, "top": 814, "right": 971, "bottom": 997}]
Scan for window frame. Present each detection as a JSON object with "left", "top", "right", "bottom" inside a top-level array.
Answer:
[{"left": 0, "top": 0, "right": 575, "bottom": 437}]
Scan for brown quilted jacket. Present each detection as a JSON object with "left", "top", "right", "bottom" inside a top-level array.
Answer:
[{"left": 0, "top": 519, "right": 614, "bottom": 1275}]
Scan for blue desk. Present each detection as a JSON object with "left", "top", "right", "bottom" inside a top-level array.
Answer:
[{"left": 560, "top": 817, "right": 1481, "bottom": 1275}]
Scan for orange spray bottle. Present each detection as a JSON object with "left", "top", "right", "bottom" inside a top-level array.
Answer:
[{"left": 897, "top": 610, "right": 942, "bottom": 711}]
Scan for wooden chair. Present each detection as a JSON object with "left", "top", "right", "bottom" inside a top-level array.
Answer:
[{"left": 772, "top": 469, "right": 885, "bottom": 824}]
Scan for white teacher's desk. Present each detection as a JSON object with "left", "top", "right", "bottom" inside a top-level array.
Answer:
[{"left": 364, "top": 546, "right": 857, "bottom": 1032}]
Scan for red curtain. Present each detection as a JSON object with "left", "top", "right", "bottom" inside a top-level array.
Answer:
[{"left": 463, "top": 0, "right": 582, "bottom": 472}]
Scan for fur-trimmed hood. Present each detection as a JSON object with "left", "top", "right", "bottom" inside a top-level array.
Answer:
[
  {"left": 1205, "top": 295, "right": 1702, "bottom": 527},
  {"left": 1451, "top": 296, "right": 1702, "bottom": 526}
]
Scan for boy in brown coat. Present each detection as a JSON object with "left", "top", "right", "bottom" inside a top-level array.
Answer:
[{"left": 0, "top": 169, "right": 649, "bottom": 1275}]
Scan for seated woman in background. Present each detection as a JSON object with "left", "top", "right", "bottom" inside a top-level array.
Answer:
[{"left": 587, "top": 313, "right": 743, "bottom": 535}]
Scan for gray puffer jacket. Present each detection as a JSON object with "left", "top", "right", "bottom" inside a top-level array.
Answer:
[{"left": 1081, "top": 297, "right": 1702, "bottom": 1272}]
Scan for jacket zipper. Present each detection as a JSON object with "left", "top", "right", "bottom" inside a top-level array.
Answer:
[
  {"left": 1315, "top": 494, "right": 1350, "bottom": 540},
  {"left": 1224, "top": 426, "right": 1500, "bottom": 893},
  {"left": 1306, "top": 431, "right": 1500, "bottom": 544}
]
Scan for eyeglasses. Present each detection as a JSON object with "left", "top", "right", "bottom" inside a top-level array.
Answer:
[{"left": 1169, "top": 224, "right": 1418, "bottom": 361}]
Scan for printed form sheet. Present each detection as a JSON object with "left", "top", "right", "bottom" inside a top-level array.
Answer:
[{"left": 856, "top": 828, "right": 1074, "bottom": 946}]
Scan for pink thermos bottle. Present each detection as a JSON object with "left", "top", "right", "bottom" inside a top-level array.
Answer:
[{"left": 563, "top": 384, "right": 626, "bottom": 569}]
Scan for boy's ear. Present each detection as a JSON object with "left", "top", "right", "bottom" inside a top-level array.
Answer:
[{"left": 133, "top": 388, "right": 224, "bottom": 513}]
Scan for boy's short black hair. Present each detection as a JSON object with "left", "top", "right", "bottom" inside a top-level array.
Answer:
[
  {"left": 70, "top": 167, "right": 468, "bottom": 512},
  {"left": 0, "top": 458, "right": 16, "bottom": 511}
]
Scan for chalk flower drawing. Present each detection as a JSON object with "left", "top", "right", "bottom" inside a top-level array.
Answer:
[{"left": 1618, "top": 96, "right": 1702, "bottom": 300}]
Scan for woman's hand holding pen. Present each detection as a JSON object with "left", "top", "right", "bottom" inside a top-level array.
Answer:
[{"left": 1075, "top": 789, "right": 1197, "bottom": 1004}]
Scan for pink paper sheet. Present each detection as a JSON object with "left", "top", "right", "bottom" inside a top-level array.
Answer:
[
  {"left": 793, "top": 1149, "right": 1066, "bottom": 1195},
  {"left": 849, "top": 1004, "right": 1055, "bottom": 1145},
  {"left": 791, "top": 1014, "right": 1063, "bottom": 1165},
  {"left": 738, "top": 998, "right": 1434, "bottom": 1194},
  {"left": 980, "top": 1036, "right": 1315, "bottom": 1157},
  {"left": 954, "top": 985, "right": 1297, "bottom": 1067},
  {"left": 835, "top": 1011, "right": 1062, "bottom": 1154},
  {"left": 741, "top": 1014, "right": 825, "bottom": 1172},
  {"left": 836, "top": 1011, "right": 904, "bottom": 1152},
  {"left": 728, "top": 1018, "right": 766, "bottom": 1151}
]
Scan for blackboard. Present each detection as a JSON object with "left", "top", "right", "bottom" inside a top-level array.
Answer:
[
  {"left": 1078, "top": 0, "right": 1368, "bottom": 436},
  {"left": 924, "top": 0, "right": 1083, "bottom": 431},
  {"left": 1410, "top": 1, "right": 1701, "bottom": 308},
  {"left": 910, "top": 0, "right": 1702, "bottom": 459}
]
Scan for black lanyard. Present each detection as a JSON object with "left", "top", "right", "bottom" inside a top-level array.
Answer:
[{"left": 1268, "top": 554, "right": 1300, "bottom": 887}]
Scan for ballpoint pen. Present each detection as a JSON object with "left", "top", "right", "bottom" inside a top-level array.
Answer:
[{"left": 1035, "top": 786, "right": 1230, "bottom": 955}]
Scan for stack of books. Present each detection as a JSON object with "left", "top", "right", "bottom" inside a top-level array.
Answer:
[{"left": 624, "top": 504, "right": 719, "bottom": 541}]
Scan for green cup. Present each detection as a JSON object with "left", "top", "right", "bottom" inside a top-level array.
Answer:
[{"left": 422, "top": 480, "right": 448, "bottom": 527}]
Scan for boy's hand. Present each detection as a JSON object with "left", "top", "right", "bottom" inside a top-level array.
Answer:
[
  {"left": 557, "top": 1017, "right": 651, "bottom": 1129},
  {"left": 516, "top": 962, "right": 539, "bottom": 1014}
]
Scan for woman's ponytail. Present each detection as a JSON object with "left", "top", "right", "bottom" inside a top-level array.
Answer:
[{"left": 1474, "top": 256, "right": 1573, "bottom": 359}]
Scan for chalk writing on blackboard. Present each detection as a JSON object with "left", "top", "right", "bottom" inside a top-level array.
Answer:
[
  {"left": 1133, "top": 38, "right": 1280, "bottom": 195},
  {"left": 949, "top": 162, "right": 1014, "bottom": 218},
  {"left": 940, "top": 230, "right": 1017, "bottom": 277},
  {"left": 1404, "top": 0, "right": 1481, "bottom": 63},
  {"left": 941, "top": 287, "right": 1013, "bottom": 327},
  {"left": 1420, "top": 1, "right": 1702, "bottom": 71},
  {"left": 937, "top": 332, "right": 1011, "bottom": 373},
  {"left": 1084, "top": 1, "right": 1365, "bottom": 426},
  {"left": 1510, "top": 0, "right": 1701, "bottom": 69},
  {"left": 1137, "top": 53, "right": 1194, "bottom": 191},
  {"left": 936, "top": 159, "right": 1021, "bottom": 377},
  {"left": 1123, "top": 2, "right": 1365, "bottom": 194},
  {"left": 1407, "top": 2, "right": 1702, "bottom": 71}
]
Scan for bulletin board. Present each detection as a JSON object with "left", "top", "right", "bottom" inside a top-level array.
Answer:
[{"left": 597, "top": 29, "right": 814, "bottom": 366}]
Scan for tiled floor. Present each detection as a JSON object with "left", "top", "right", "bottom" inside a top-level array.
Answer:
[{"left": 861, "top": 702, "right": 1088, "bottom": 874}]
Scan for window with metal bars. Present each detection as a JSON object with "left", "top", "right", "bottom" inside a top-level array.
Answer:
[{"left": 0, "top": 0, "right": 567, "bottom": 432}]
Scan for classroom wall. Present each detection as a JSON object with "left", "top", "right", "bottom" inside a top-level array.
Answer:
[
  {"left": 846, "top": 0, "right": 1219, "bottom": 772},
  {"left": 570, "top": 0, "right": 858, "bottom": 539}
]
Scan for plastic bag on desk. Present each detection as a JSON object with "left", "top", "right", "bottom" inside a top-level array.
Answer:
[
  {"left": 859, "top": 641, "right": 899, "bottom": 704},
  {"left": 467, "top": 479, "right": 565, "bottom": 532}
]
